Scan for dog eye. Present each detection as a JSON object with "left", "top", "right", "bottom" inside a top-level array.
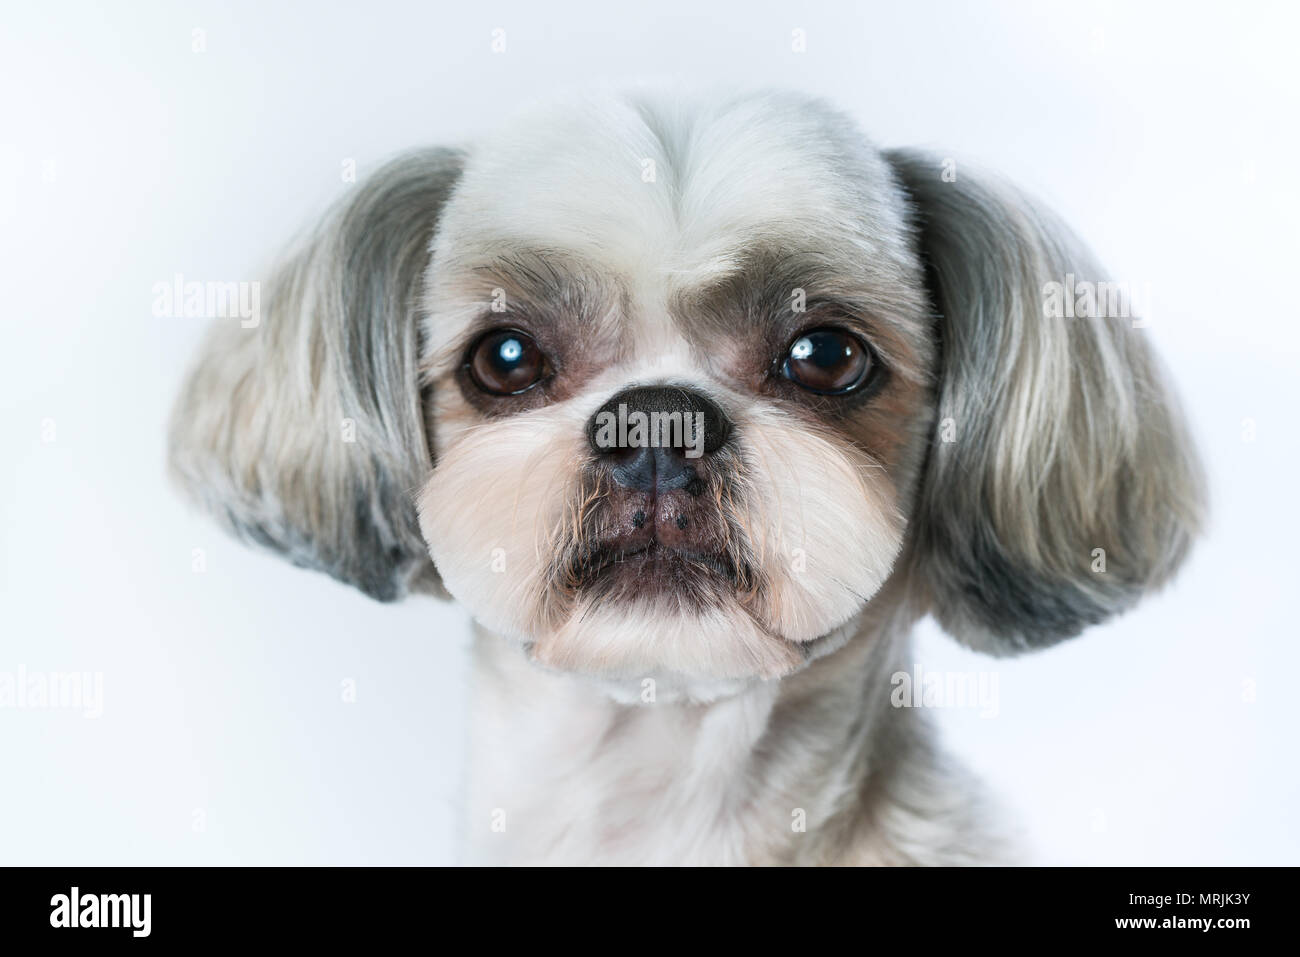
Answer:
[
  {"left": 781, "top": 328, "right": 873, "bottom": 395},
  {"left": 467, "top": 329, "right": 550, "bottom": 395}
]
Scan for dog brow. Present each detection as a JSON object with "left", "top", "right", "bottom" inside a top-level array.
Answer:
[
  {"left": 676, "top": 248, "right": 872, "bottom": 334},
  {"left": 470, "top": 251, "right": 614, "bottom": 322}
]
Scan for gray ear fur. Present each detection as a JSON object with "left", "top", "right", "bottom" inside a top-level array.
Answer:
[
  {"left": 887, "top": 149, "right": 1206, "bottom": 653},
  {"left": 168, "top": 148, "right": 464, "bottom": 601}
]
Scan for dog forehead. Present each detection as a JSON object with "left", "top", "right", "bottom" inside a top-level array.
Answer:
[{"left": 434, "top": 92, "right": 897, "bottom": 287}]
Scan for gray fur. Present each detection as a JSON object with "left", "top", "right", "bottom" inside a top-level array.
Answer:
[
  {"left": 168, "top": 148, "right": 464, "bottom": 601},
  {"left": 886, "top": 149, "right": 1206, "bottom": 652}
]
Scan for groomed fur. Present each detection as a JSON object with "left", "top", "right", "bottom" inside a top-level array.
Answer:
[
  {"left": 169, "top": 149, "right": 463, "bottom": 601},
  {"left": 168, "top": 91, "right": 1205, "bottom": 865},
  {"left": 887, "top": 150, "right": 1206, "bottom": 652}
]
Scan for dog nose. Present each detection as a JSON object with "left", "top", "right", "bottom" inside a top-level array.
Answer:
[{"left": 587, "top": 385, "right": 731, "bottom": 493}]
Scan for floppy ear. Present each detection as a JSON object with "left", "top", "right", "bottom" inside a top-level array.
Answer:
[
  {"left": 886, "top": 149, "right": 1206, "bottom": 654},
  {"left": 168, "top": 148, "right": 464, "bottom": 601}
]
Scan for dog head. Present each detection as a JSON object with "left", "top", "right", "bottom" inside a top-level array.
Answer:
[{"left": 169, "top": 90, "right": 1204, "bottom": 698}]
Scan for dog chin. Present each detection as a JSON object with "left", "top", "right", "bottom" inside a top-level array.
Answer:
[
  {"left": 519, "top": 595, "right": 866, "bottom": 703},
  {"left": 528, "top": 593, "right": 804, "bottom": 679}
]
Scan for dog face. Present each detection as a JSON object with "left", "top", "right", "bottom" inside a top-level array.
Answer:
[
  {"left": 415, "top": 94, "right": 933, "bottom": 690},
  {"left": 169, "top": 91, "right": 1205, "bottom": 698}
]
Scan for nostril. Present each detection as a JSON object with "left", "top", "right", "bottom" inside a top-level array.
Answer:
[
  {"left": 609, "top": 446, "right": 658, "bottom": 492},
  {"left": 608, "top": 446, "right": 701, "bottom": 494},
  {"left": 606, "top": 445, "right": 639, "bottom": 466},
  {"left": 650, "top": 447, "right": 697, "bottom": 491}
]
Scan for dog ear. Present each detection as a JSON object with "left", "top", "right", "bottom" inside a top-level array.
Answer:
[
  {"left": 886, "top": 149, "right": 1206, "bottom": 654},
  {"left": 168, "top": 148, "right": 464, "bottom": 601}
]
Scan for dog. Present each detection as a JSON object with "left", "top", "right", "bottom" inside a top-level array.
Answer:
[{"left": 169, "top": 90, "right": 1205, "bottom": 865}]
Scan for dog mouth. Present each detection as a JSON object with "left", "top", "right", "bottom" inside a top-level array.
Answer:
[{"left": 566, "top": 540, "right": 749, "bottom": 594}]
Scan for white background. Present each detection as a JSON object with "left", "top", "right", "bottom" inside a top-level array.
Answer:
[{"left": 2, "top": 0, "right": 1297, "bottom": 865}]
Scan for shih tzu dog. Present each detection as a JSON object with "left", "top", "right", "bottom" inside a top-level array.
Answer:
[{"left": 169, "top": 90, "right": 1204, "bottom": 865}]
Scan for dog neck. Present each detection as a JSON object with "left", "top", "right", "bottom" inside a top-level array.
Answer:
[{"left": 461, "top": 600, "right": 1010, "bottom": 865}]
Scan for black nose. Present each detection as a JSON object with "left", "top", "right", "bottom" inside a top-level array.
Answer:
[{"left": 587, "top": 385, "right": 731, "bottom": 492}]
